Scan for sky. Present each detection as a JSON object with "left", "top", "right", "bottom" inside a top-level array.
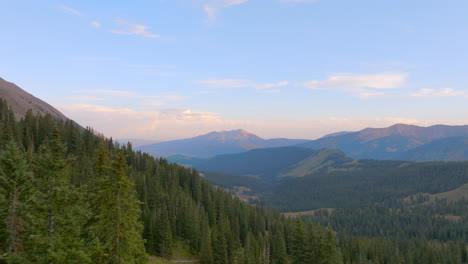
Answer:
[{"left": 1, "top": 0, "right": 467, "bottom": 141}]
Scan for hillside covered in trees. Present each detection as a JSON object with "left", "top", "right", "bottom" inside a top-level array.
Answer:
[
  {"left": 0, "top": 99, "right": 346, "bottom": 263},
  {"left": 0, "top": 98, "right": 466, "bottom": 263}
]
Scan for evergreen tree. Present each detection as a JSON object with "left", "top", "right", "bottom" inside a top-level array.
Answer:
[
  {"left": 271, "top": 229, "right": 289, "bottom": 264},
  {"left": 0, "top": 141, "right": 34, "bottom": 263},
  {"left": 290, "top": 217, "right": 306, "bottom": 264},
  {"left": 26, "top": 129, "right": 91, "bottom": 263},
  {"left": 155, "top": 202, "right": 172, "bottom": 259},
  {"left": 199, "top": 221, "right": 213, "bottom": 264},
  {"left": 212, "top": 226, "right": 228, "bottom": 264},
  {"left": 91, "top": 148, "right": 147, "bottom": 264}
]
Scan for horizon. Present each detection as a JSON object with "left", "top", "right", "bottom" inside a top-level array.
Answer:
[{"left": 1, "top": 0, "right": 467, "bottom": 141}]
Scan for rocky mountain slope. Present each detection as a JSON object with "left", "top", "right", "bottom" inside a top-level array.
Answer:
[{"left": 0, "top": 77, "right": 67, "bottom": 121}]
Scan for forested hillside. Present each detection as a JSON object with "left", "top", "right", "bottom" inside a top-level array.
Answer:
[{"left": 0, "top": 99, "right": 343, "bottom": 263}]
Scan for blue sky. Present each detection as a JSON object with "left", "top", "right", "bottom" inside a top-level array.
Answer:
[{"left": 1, "top": 0, "right": 467, "bottom": 141}]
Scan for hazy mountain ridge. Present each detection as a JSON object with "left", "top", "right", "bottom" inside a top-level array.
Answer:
[
  {"left": 300, "top": 124, "right": 468, "bottom": 161},
  {"left": 137, "top": 129, "right": 309, "bottom": 158},
  {"left": 194, "top": 146, "right": 361, "bottom": 181},
  {"left": 394, "top": 136, "right": 468, "bottom": 161},
  {"left": 0, "top": 77, "right": 68, "bottom": 121}
]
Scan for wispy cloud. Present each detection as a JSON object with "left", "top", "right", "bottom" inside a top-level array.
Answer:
[
  {"left": 59, "top": 5, "right": 83, "bottom": 16},
  {"left": 58, "top": 102, "right": 457, "bottom": 142},
  {"left": 56, "top": 104, "right": 223, "bottom": 140},
  {"left": 64, "top": 96, "right": 104, "bottom": 101},
  {"left": 303, "top": 72, "right": 407, "bottom": 98},
  {"left": 225, "top": 0, "right": 248, "bottom": 7},
  {"left": 195, "top": 79, "right": 289, "bottom": 91},
  {"left": 110, "top": 19, "right": 159, "bottom": 38},
  {"left": 70, "top": 56, "right": 120, "bottom": 61},
  {"left": 410, "top": 88, "right": 465, "bottom": 98},
  {"left": 279, "top": 0, "right": 318, "bottom": 3},
  {"left": 75, "top": 89, "right": 183, "bottom": 101},
  {"left": 304, "top": 73, "right": 407, "bottom": 91},
  {"left": 357, "top": 91, "right": 385, "bottom": 99},
  {"left": 128, "top": 64, "right": 176, "bottom": 69},
  {"left": 203, "top": 0, "right": 248, "bottom": 24},
  {"left": 77, "top": 89, "right": 137, "bottom": 97},
  {"left": 255, "top": 81, "right": 289, "bottom": 90},
  {"left": 196, "top": 79, "right": 253, "bottom": 88},
  {"left": 90, "top": 21, "right": 102, "bottom": 28}
]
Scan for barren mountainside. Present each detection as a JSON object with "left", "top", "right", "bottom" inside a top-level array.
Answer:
[{"left": 0, "top": 77, "right": 67, "bottom": 121}]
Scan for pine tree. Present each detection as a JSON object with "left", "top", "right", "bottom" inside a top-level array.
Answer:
[
  {"left": 290, "top": 217, "right": 306, "bottom": 264},
  {"left": 199, "top": 220, "right": 213, "bottom": 264},
  {"left": 212, "top": 226, "right": 228, "bottom": 264},
  {"left": 0, "top": 141, "right": 34, "bottom": 263},
  {"left": 271, "top": 229, "right": 289, "bottom": 264},
  {"left": 91, "top": 148, "right": 147, "bottom": 263},
  {"left": 155, "top": 202, "right": 172, "bottom": 259},
  {"left": 26, "top": 129, "right": 91, "bottom": 263}
]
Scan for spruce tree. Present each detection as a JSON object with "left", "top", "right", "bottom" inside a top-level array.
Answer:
[
  {"left": 199, "top": 221, "right": 213, "bottom": 264},
  {"left": 91, "top": 148, "right": 147, "bottom": 263},
  {"left": 155, "top": 202, "right": 172, "bottom": 259},
  {"left": 26, "top": 129, "right": 91, "bottom": 263},
  {"left": 271, "top": 229, "right": 289, "bottom": 264},
  {"left": 290, "top": 217, "right": 306, "bottom": 264},
  {"left": 212, "top": 226, "right": 228, "bottom": 264},
  {"left": 0, "top": 141, "right": 34, "bottom": 263}
]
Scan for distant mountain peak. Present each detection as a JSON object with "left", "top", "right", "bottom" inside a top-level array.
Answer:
[
  {"left": 137, "top": 129, "right": 309, "bottom": 158},
  {"left": 300, "top": 123, "right": 468, "bottom": 160}
]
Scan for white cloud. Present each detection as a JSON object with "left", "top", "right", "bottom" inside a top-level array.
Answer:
[
  {"left": 75, "top": 89, "right": 183, "bottom": 100},
  {"left": 279, "top": 0, "right": 318, "bottom": 3},
  {"left": 64, "top": 96, "right": 104, "bottom": 101},
  {"left": 70, "top": 56, "right": 120, "bottom": 61},
  {"left": 128, "top": 64, "right": 176, "bottom": 69},
  {"left": 56, "top": 104, "right": 224, "bottom": 140},
  {"left": 203, "top": 5, "right": 218, "bottom": 24},
  {"left": 90, "top": 21, "right": 102, "bottom": 28},
  {"left": 225, "top": 0, "right": 248, "bottom": 7},
  {"left": 59, "top": 5, "right": 83, "bottom": 16},
  {"left": 255, "top": 81, "right": 289, "bottom": 90},
  {"left": 304, "top": 73, "right": 407, "bottom": 91},
  {"left": 202, "top": 0, "right": 248, "bottom": 24},
  {"left": 110, "top": 19, "right": 159, "bottom": 38},
  {"left": 357, "top": 91, "right": 384, "bottom": 99},
  {"left": 77, "top": 89, "right": 138, "bottom": 97},
  {"left": 196, "top": 79, "right": 289, "bottom": 91},
  {"left": 195, "top": 79, "right": 254, "bottom": 88},
  {"left": 410, "top": 88, "right": 465, "bottom": 98},
  {"left": 57, "top": 102, "right": 456, "bottom": 141}
]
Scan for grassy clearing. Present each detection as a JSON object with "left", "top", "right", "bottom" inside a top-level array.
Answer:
[
  {"left": 147, "top": 242, "right": 198, "bottom": 264},
  {"left": 405, "top": 183, "right": 468, "bottom": 205},
  {"left": 282, "top": 208, "right": 335, "bottom": 218}
]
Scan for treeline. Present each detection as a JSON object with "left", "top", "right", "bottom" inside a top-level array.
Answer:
[
  {"left": 266, "top": 160, "right": 468, "bottom": 212},
  {"left": 339, "top": 236, "right": 467, "bottom": 264},
  {"left": 0, "top": 99, "right": 342, "bottom": 263},
  {"left": 310, "top": 200, "right": 467, "bottom": 242},
  {"left": 305, "top": 199, "right": 467, "bottom": 264}
]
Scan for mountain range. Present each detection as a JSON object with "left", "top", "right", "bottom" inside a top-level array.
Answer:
[
  {"left": 136, "top": 129, "right": 309, "bottom": 158},
  {"left": 300, "top": 123, "right": 468, "bottom": 161},
  {"left": 138, "top": 123, "right": 468, "bottom": 163},
  {"left": 1, "top": 76, "right": 467, "bottom": 164}
]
